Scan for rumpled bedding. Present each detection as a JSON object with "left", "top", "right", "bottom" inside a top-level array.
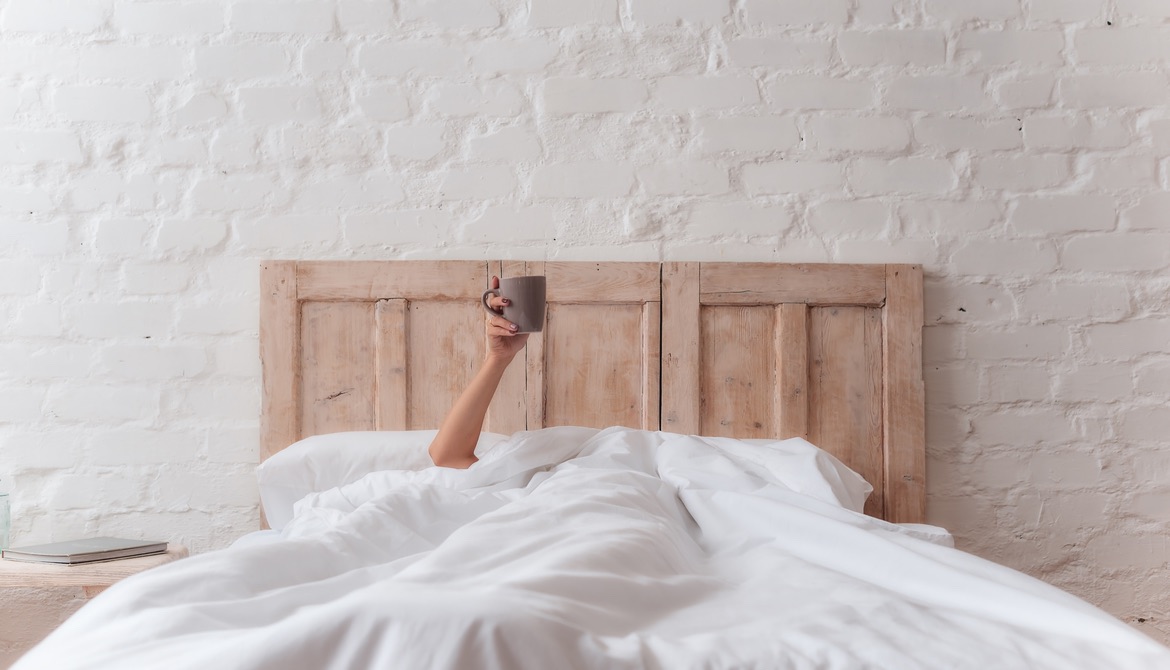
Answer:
[{"left": 15, "top": 427, "right": 1170, "bottom": 670}]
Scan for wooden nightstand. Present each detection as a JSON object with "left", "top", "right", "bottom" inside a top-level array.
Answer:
[{"left": 0, "top": 546, "right": 188, "bottom": 668}]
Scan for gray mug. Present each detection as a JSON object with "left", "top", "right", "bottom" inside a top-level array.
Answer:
[{"left": 482, "top": 276, "right": 547, "bottom": 333}]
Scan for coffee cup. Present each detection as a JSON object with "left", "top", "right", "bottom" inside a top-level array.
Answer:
[{"left": 482, "top": 276, "right": 547, "bottom": 333}]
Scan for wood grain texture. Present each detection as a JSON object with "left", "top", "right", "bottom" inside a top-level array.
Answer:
[
  {"left": 375, "top": 299, "right": 409, "bottom": 431},
  {"left": 300, "top": 301, "right": 377, "bottom": 437},
  {"left": 296, "top": 261, "right": 487, "bottom": 301},
  {"left": 642, "top": 301, "right": 662, "bottom": 430},
  {"left": 808, "top": 306, "right": 884, "bottom": 518},
  {"left": 884, "top": 265, "right": 926, "bottom": 523},
  {"left": 0, "top": 547, "right": 189, "bottom": 594},
  {"left": 544, "top": 261, "right": 660, "bottom": 303},
  {"left": 259, "top": 261, "right": 298, "bottom": 463},
  {"left": 701, "top": 263, "right": 886, "bottom": 306},
  {"left": 700, "top": 305, "right": 775, "bottom": 438},
  {"left": 661, "top": 262, "right": 700, "bottom": 434},
  {"left": 776, "top": 303, "right": 809, "bottom": 440},
  {"left": 407, "top": 300, "right": 484, "bottom": 429}
]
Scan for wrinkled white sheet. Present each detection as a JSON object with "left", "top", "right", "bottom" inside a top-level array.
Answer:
[{"left": 16, "top": 428, "right": 1170, "bottom": 670}]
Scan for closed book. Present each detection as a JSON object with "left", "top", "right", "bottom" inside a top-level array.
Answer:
[{"left": 1, "top": 537, "right": 168, "bottom": 564}]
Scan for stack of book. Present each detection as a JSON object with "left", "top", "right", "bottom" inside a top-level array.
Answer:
[{"left": 1, "top": 537, "right": 168, "bottom": 565}]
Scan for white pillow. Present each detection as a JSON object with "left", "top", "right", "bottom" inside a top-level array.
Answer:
[{"left": 256, "top": 430, "right": 508, "bottom": 530}]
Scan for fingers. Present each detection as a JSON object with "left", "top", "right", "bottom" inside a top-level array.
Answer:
[
  {"left": 487, "top": 295, "right": 510, "bottom": 311},
  {"left": 487, "top": 316, "right": 520, "bottom": 335},
  {"left": 491, "top": 275, "right": 500, "bottom": 290}
]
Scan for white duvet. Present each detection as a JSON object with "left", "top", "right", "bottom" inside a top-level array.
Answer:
[{"left": 16, "top": 427, "right": 1170, "bottom": 670}]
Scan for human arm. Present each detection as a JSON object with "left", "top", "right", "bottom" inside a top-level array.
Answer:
[{"left": 427, "top": 277, "right": 528, "bottom": 468}]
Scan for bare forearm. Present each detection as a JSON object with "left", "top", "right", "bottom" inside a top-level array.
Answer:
[{"left": 428, "top": 355, "right": 513, "bottom": 468}]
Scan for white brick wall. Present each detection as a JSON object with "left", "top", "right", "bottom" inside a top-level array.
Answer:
[{"left": 0, "top": 0, "right": 1167, "bottom": 656}]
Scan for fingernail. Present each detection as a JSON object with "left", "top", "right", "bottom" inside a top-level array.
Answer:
[
  {"left": 502, "top": 298, "right": 511, "bottom": 305},
  {"left": 510, "top": 324, "right": 518, "bottom": 331}
]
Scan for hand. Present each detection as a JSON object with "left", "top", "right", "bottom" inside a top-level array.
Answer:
[{"left": 484, "top": 275, "right": 529, "bottom": 363}]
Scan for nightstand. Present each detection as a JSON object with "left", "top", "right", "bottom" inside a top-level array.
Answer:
[{"left": 0, "top": 546, "right": 188, "bottom": 668}]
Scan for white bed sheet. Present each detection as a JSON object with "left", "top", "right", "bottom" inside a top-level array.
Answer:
[{"left": 16, "top": 427, "right": 1170, "bottom": 670}]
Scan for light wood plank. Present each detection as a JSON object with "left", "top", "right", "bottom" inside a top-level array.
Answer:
[
  {"left": 642, "top": 301, "right": 661, "bottom": 430},
  {"left": 0, "top": 547, "right": 189, "bottom": 593},
  {"left": 300, "top": 301, "right": 377, "bottom": 437},
  {"left": 808, "top": 306, "right": 884, "bottom": 517},
  {"left": 884, "top": 264, "right": 926, "bottom": 523},
  {"left": 524, "top": 261, "right": 546, "bottom": 430},
  {"left": 776, "top": 303, "right": 809, "bottom": 440},
  {"left": 544, "top": 262, "right": 660, "bottom": 303},
  {"left": 407, "top": 301, "right": 484, "bottom": 429},
  {"left": 661, "top": 262, "right": 700, "bottom": 434},
  {"left": 700, "top": 305, "right": 775, "bottom": 438},
  {"left": 375, "top": 299, "right": 409, "bottom": 431},
  {"left": 297, "top": 261, "right": 488, "bottom": 301},
  {"left": 701, "top": 263, "right": 886, "bottom": 306},
  {"left": 544, "top": 303, "right": 644, "bottom": 429},
  {"left": 260, "top": 261, "right": 298, "bottom": 462}
]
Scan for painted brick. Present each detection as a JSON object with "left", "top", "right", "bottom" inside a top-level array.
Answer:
[
  {"left": 192, "top": 176, "right": 289, "bottom": 211},
  {"left": 695, "top": 116, "right": 799, "bottom": 153},
  {"left": 426, "top": 82, "right": 525, "bottom": 117},
  {"left": 196, "top": 45, "right": 290, "bottom": 79},
  {"left": 302, "top": 40, "right": 348, "bottom": 75},
  {"left": 631, "top": 0, "right": 729, "bottom": 25},
  {"left": 49, "top": 475, "right": 145, "bottom": 510},
  {"left": 886, "top": 76, "right": 986, "bottom": 111},
  {"left": 925, "top": 365, "right": 982, "bottom": 406},
  {"left": 120, "top": 263, "right": 195, "bottom": 295},
  {"left": 239, "top": 87, "right": 323, "bottom": 122},
  {"left": 295, "top": 173, "right": 405, "bottom": 210},
  {"left": 1063, "top": 234, "right": 1170, "bottom": 272},
  {"left": 1136, "top": 363, "right": 1170, "bottom": 397},
  {"left": 1075, "top": 29, "right": 1170, "bottom": 66},
  {"left": 925, "top": 0, "right": 1020, "bottom": 21},
  {"left": 532, "top": 162, "right": 635, "bottom": 198},
  {"left": 54, "top": 86, "right": 151, "bottom": 123},
  {"left": 728, "top": 39, "right": 835, "bottom": 68},
  {"left": 951, "top": 240, "right": 1059, "bottom": 276},
  {"left": 957, "top": 31, "right": 1065, "bottom": 68},
  {"left": 805, "top": 116, "right": 909, "bottom": 152},
  {"left": 234, "top": 216, "right": 338, "bottom": 251},
  {"left": 113, "top": 2, "right": 224, "bottom": 34},
  {"left": 743, "top": 0, "right": 850, "bottom": 24},
  {"left": 1084, "top": 157, "right": 1158, "bottom": 190},
  {"left": 529, "top": 0, "right": 618, "bottom": 27},
  {"left": 1010, "top": 196, "right": 1116, "bottom": 235},
  {"left": 916, "top": 117, "right": 1022, "bottom": 151},
  {"left": 1117, "top": 0, "right": 1170, "bottom": 18},
  {"left": 541, "top": 78, "right": 648, "bottom": 114},
  {"left": 808, "top": 200, "right": 890, "bottom": 236},
  {"left": 966, "top": 326, "right": 1070, "bottom": 361},
  {"left": 972, "top": 155, "right": 1070, "bottom": 190},
  {"left": 1058, "top": 365, "right": 1135, "bottom": 403},
  {"left": 1123, "top": 193, "right": 1170, "bottom": 231},
  {"left": 687, "top": 202, "right": 793, "bottom": 238},
  {"left": 461, "top": 206, "right": 557, "bottom": 243},
  {"left": 174, "top": 93, "right": 229, "bottom": 125},
  {"left": 766, "top": 77, "right": 874, "bottom": 110},
  {"left": 79, "top": 46, "right": 187, "bottom": 81},
  {"left": 3, "top": 0, "right": 110, "bottom": 32},
  {"left": 385, "top": 125, "right": 449, "bottom": 161},
  {"left": 232, "top": 2, "right": 333, "bottom": 33},
  {"left": 401, "top": 0, "right": 501, "bottom": 28},
  {"left": 653, "top": 77, "right": 760, "bottom": 110},
  {"left": 175, "top": 302, "right": 257, "bottom": 336},
  {"left": 1029, "top": 0, "right": 1103, "bottom": 21},
  {"left": 48, "top": 386, "right": 157, "bottom": 422},
  {"left": 0, "top": 131, "right": 83, "bottom": 165},
  {"left": 925, "top": 280, "right": 1016, "bottom": 324},
  {"left": 849, "top": 157, "right": 956, "bottom": 195},
  {"left": 90, "top": 430, "right": 198, "bottom": 465},
  {"left": 1120, "top": 407, "right": 1170, "bottom": 443},
  {"left": 357, "top": 86, "right": 411, "bottom": 121},
  {"left": 468, "top": 127, "right": 542, "bottom": 162},
  {"left": 1059, "top": 74, "right": 1169, "bottom": 108},
  {"left": 1018, "top": 282, "right": 1131, "bottom": 323},
  {"left": 345, "top": 210, "right": 454, "bottom": 246},
  {"left": 742, "top": 161, "right": 845, "bottom": 194},
  {"left": 470, "top": 39, "right": 559, "bottom": 74},
  {"left": 155, "top": 219, "right": 227, "bottom": 252},
  {"left": 838, "top": 31, "right": 946, "bottom": 67},
  {"left": 636, "top": 162, "right": 730, "bottom": 196},
  {"left": 438, "top": 167, "right": 518, "bottom": 200},
  {"left": 996, "top": 74, "right": 1056, "bottom": 109},
  {"left": 985, "top": 365, "right": 1051, "bottom": 403},
  {"left": 1024, "top": 116, "right": 1131, "bottom": 150},
  {"left": 1086, "top": 320, "right": 1170, "bottom": 360},
  {"left": 359, "top": 43, "right": 466, "bottom": 77}
]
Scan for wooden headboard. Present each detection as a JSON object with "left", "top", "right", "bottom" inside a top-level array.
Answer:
[{"left": 260, "top": 261, "right": 924, "bottom": 523}]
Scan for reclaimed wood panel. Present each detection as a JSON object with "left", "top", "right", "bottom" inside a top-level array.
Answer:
[
  {"left": 300, "top": 301, "right": 377, "bottom": 437},
  {"left": 807, "top": 305, "right": 884, "bottom": 518},
  {"left": 297, "top": 261, "right": 487, "bottom": 301},
  {"left": 699, "top": 305, "right": 776, "bottom": 438},
  {"left": 661, "top": 262, "right": 700, "bottom": 434},
  {"left": 375, "top": 299, "right": 409, "bottom": 431},
  {"left": 701, "top": 263, "right": 886, "bottom": 306},
  {"left": 776, "top": 303, "right": 809, "bottom": 440},
  {"left": 884, "top": 265, "right": 926, "bottom": 523},
  {"left": 259, "top": 261, "right": 298, "bottom": 462},
  {"left": 407, "top": 300, "right": 484, "bottom": 430}
]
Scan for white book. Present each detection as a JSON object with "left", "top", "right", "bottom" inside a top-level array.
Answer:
[{"left": 1, "top": 537, "right": 168, "bottom": 565}]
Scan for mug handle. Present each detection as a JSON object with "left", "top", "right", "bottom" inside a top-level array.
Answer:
[{"left": 482, "top": 288, "right": 502, "bottom": 315}]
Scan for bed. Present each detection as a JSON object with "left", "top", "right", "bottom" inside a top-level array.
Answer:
[{"left": 13, "top": 261, "right": 1170, "bottom": 670}]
